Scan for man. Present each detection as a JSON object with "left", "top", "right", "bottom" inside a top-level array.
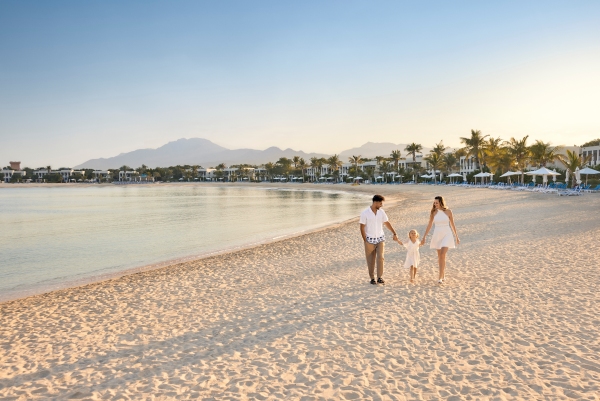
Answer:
[{"left": 359, "top": 194, "right": 398, "bottom": 285}]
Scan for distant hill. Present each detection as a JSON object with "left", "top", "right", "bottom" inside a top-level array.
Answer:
[
  {"left": 75, "top": 138, "right": 434, "bottom": 169},
  {"left": 75, "top": 138, "right": 329, "bottom": 169}
]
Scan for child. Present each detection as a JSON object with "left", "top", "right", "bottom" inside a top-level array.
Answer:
[{"left": 396, "top": 229, "right": 422, "bottom": 283}]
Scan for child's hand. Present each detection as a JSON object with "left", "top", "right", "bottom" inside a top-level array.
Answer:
[{"left": 396, "top": 239, "right": 403, "bottom": 245}]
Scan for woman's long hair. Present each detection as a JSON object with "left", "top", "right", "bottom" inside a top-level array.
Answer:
[{"left": 430, "top": 196, "right": 448, "bottom": 217}]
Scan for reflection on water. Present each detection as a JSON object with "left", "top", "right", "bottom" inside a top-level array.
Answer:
[{"left": 0, "top": 185, "right": 368, "bottom": 301}]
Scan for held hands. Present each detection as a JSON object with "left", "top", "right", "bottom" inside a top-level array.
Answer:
[{"left": 420, "top": 239, "right": 426, "bottom": 246}]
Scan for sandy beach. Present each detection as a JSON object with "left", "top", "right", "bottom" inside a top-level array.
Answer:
[{"left": 1, "top": 184, "right": 599, "bottom": 400}]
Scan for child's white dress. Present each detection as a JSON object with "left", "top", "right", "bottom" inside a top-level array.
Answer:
[{"left": 403, "top": 239, "right": 420, "bottom": 269}]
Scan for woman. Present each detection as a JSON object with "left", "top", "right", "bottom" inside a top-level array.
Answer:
[{"left": 421, "top": 196, "right": 460, "bottom": 284}]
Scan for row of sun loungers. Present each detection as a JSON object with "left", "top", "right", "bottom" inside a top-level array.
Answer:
[{"left": 446, "top": 181, "right": 598, "bottom": 196}]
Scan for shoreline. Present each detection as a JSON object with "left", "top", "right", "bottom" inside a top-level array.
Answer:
[
  {"left": 2, "top": 185, "right": 598, "bottom": 399},
  {"left": 0, "top": 183, "right": 400, "bottom": 304}
]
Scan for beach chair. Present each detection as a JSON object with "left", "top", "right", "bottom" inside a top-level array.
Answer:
[{"left": 558, "top": 187, "right": 583, "bottom": 196}]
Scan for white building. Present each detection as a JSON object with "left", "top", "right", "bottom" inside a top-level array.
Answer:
[
  {"left": 459, "top": 156, "right": 477, "bottom": 174},
  {"left": 93, "top": 170, "right": 111, "bottom": 182},
  {"left": 582, "top": 145, "right": 600, "bottom": 167},
  {"left": 2, "top": 169, "right": 26, "bottom": 183},
  {"left": 31, "top": 168, "right": 83, "bottom": 182},
  {"left": 198, "top": 168, "right": 217, "bottom": 181},
  {"left": 254, "top": 168, "right": 269, "bottom": 181},
  {"left": 118, "top": 171, "right": 136, "bottom": 181}
]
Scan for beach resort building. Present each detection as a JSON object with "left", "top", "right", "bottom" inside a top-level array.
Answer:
[
  {"left": 2, "top": 161, "right": 26, "bottom": 182},
  {"left": 254, "top": 168, "right": 269, "bottom": 181},
  {"left": 2, "top": 168, "right": 27, "bottom": 183},
  {"left": 197, "top": 168, "right": 216, "bottom": 181},
  {"left": 93, "top": 170, "right": 112, "bottom": 182},
  {"left": 582, "top": 145, "right": 600, "bottom": 167},
  {"left": 118, "top": 171, "right": 136, "bottom": 181},
  {"left": 459, "top": 156, "right": 477, "bottom": 174},
  {"left": 220, "top": 167, "right": 256, "bottom": 182},
  {"left": 33, "top": 168, "right": 50, "bottom": 182}
]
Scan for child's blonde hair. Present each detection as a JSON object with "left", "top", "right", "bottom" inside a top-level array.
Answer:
[{"left": 409, "top": 229, "right": 420, "bottom": 239}]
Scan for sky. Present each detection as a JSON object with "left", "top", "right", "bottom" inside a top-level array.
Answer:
[{"left": 1, "top": 0, "right": 600, "bottom": 168}]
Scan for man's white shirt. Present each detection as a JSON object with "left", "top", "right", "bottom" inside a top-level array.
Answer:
[{"left": 359, "top": 207, "right": 389, "bottom": 244}]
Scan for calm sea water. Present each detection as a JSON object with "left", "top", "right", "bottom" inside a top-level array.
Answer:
[{"left": 0, "top": 185, "right": 369, "bottom": 301}]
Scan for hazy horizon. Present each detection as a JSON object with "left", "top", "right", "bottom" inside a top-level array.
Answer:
[{"left": 2, "top": 1, "right": 599, "bottom": 167}]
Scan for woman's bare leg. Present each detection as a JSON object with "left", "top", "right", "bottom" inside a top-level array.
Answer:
[{"left": 437, "top": 247, "right": 448, "bottom": 280}]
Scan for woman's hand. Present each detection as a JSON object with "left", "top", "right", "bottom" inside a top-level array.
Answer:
[
  {"left": 456, "top": 237, "right": 460, "bottom": 245},
  {"left": 420, "top": 239, "right": 425, "bottom": 246}
]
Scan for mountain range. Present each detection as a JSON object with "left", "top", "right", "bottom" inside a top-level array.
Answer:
[{"left": 75, "top": 138, "right": 429, "bottom": 169}]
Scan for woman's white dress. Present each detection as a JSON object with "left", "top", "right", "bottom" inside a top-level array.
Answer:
[
  {"left": 403, "top": 240, "right": 420, "bottom": 269},
  {"left": 430, "top": 210, "right": 455, "bottom": 249}
]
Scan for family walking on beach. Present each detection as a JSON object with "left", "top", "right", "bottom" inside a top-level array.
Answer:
[{"left": 359, "top": 194, "right": 460, "bottom": 285}]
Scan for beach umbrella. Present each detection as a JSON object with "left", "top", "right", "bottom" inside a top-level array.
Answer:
[
  {"left": 447, "top": 173, "right": 462, "bottom": 184},
  {"left": 526, "top": 167, "right": 560, "bottom": 185},
  {"left": 500, "top": 171, "right": 516, "bottom": 184},
  {"left": 579, "top": 167, "right": 600, "bottom": 185},
  {"left": 575, "top": 167, "right": 582, "bottom": 185},
  {"left": 462, "top": 172, "right": 467, "bottom": 182},
  {"left": 552, "top": 170, "right": 557, "bottom": 183},
  {"left": 565, "top": 169, "right": 570, "bottom": 185},
  {"left": 473, "top": 172, "right": 491, "bottom": 184}
]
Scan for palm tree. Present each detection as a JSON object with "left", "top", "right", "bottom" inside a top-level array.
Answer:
[
  {"left": 215, "top": 163, "right": 226, "bottom": 182},
  {"left": 460, "top": 129, "right": 489, "bottom": 170},
  {"left": 310, "top": 157, "right": 324, "bottom": 182},
  {"left": 442, "top": 152, "right": 458, "bottom": 174},
  {"left": 265, "top": 162, "right": 275, "bottom": 181},
  {"left": 327, "top": 155, "right": 342, "bottom": 182},
  {"left": 364, "top": 165, "right": 375, "bottom": 182},
  {"left": 431, "top": 141, "right": 448, "bottom": 157},
  {"left": 45, "top": 165, "right": 52, "bottom": 183},
  {"left": 404, "top": 143, "right": 422, "bottom": 170},
  {"left": 485, "top": 146, "right": 512, "bottom": 176},
  {"left": 529, "top": 141, "right": 563, "bottom": 168},
  {"left": 348, "top": 155, "right": 363, "bottom": 181},
  {"left": 297, "top": 158, "right": 307, "bottom": 181},
  {"left": 380, "top": 160, "right": 392, "bottom": 183},
  {"left": 558, "top": 149, "right": 591, "bottom": 187},
  {"left": 191, "top": 165, "right": 199, "bottom": 181},
  {"left": 505, "top": 136, "right": 530, "bottom": 183},
  {"left": 276, "top": 157, "right": 292, "bottom": 179},
  {"left": 389, "top": 150, "right": 402, "bottom": 172},
  {"left": 424, "top": 153, "right": 443, "bottom": 184}
]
